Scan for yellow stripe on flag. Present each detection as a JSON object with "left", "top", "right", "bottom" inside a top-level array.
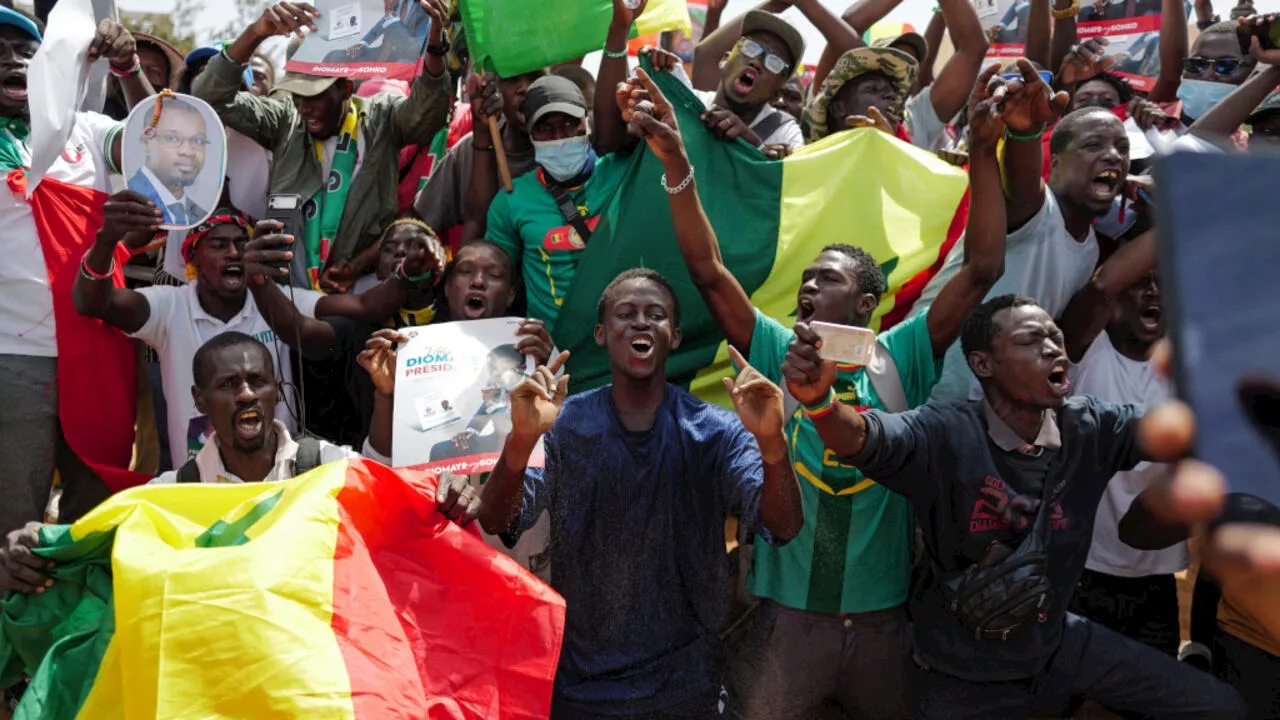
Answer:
[
  {"left": 635, "top": 0, "right": 692, "bottom": 36},
  {"left": 73, "top": 462, "right": 357, "bottom": 719},
  {"left": 691, "top": 129, "right": 967, "bottom": 408}
]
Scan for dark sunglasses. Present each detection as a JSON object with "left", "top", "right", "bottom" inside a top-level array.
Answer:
[
  {"left": 736, "top": 37, "right": 791, "bottom": 76},
  {"left": 1183, "top": 56, "right": 1251, "bottom": 76}
]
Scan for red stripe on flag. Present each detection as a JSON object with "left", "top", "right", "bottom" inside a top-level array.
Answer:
[
  {"left": 879, "top": 187, "right": 971, "bottom": 331},
  {"left": 331, "top": 460, "right": 564, "bottom": 719}
]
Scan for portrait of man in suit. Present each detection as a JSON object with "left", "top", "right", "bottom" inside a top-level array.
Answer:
[{"left": 128, "top": 96, "right": 210, "bottom": 226}]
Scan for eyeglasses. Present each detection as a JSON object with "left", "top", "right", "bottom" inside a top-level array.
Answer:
[
  {"left": 736, "top": 37, "right": 791, "bottom": 76},
  {"left": 1183, "top": 56, "right": 1251, "bottom": 77},
  {"left": 155, "top": 133, "right": 210, "bottom": 149}
]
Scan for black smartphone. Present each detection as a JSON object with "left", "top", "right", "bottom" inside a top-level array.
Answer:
[
  {"left": 266, "top": 194, "right": 304, "bottom": 282},
  {"left": 1155, "top": 151, "right": 1280, "bottom": 506}
]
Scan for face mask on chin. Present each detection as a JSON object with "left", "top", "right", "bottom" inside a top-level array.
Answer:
[
  {"left": 533, "top": 135, "right": 591, "bottom": 182},
  {"left": 1176, "top": 78, "right": 1236, "bottom": 121}
]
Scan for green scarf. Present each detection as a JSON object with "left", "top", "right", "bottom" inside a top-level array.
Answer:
[
  {"left": 304, "top": 103, "right": 360, "bottom": 290},
  {"left": 0, "top": 116, "right": 31, "bottom": 175}
]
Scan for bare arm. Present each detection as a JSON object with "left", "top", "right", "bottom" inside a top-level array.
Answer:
[
  {"left": 1059, "top": 227, "right": 1156, "bottom": 361},
  {"left": 389, "top": 3, "right": 452, "bottom": 149},
  {"left": 916, "top": 11, "right": 946, "bottom": 91},
  {"left": 594, "top": 0, "right": 642, "bottom": 156},
  {"left": 73, "top": 191, "right": 161, "bottom": 334},
  {"left": 794, "top": 0, "right": 863, "bottom": 61},
  {"left": 1025, "top": 0, "right": 1052, "bottom": 68},
  {"left": 692, "top": 0, "right": 791, "bottom": 91},
  {"left": 927, "top": 69, "right": 1008, "bottom": 355},
  {"left": 702, "top": 0, "right": 727, "bottom": 39},
  {"left": 811, "top": 0, "right": 887, "bottom": 89},
  {"left": 996, "top": 60, "right": 1069, "bottom": 229},
  {"left": 1148, "top": 0, "right": 1190, "bottom": 102},
  {"left": 1187, "top": 60, "right": 1280, "bottom": 139},
  {"left": 928, "top": 0, "right": 992, "bottom": 125},
  {"left": 89, "top": 21, "right": 155, "bottom": 169},
  {"left": 1048, "top": 0, "right": 1078, "bottom": 83}
]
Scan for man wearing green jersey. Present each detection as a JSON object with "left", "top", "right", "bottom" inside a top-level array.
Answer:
[{"left": 632, "top": 64, "right": 1011, "bottom": 717}]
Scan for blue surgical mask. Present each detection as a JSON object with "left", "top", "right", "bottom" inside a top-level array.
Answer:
[
  {"left": 533, "top": 136, "right": 592, "bottom": 182},
  {"left": 1176, "top": 79, "right": 1235, "bottom": 120}
]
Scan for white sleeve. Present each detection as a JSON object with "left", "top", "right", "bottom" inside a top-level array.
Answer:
[
  {"left": 128, "top": 285, "right": 177, "bottom": 349},
  {"left": 76, "top": 111, "right": 123, "bottom": 174},
  {"left": 360, "top": 437, "right": 392, "bottom": 466},
  {"left": 288, "top": 288, "right": 326, "bottom": 319},
  {"left": 776, "top": 119, "right": 805, "bottom": 150},
  {"left": 905, "top": 87, "right": 946, "bottom": 152},
  {"left": 1171, "top": 133, "right": 1226, "bottom": 154}
]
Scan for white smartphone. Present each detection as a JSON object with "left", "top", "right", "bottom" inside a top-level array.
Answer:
[{"left": 809, "top": 321, "right": 877, "bottom": 366}]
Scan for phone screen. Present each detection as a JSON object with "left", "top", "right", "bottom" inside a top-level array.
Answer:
[{"left": 1155, "top": 151, "right": 1280, "bottom": 505}]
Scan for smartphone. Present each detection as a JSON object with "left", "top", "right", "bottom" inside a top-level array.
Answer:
[
  {"left": 1237, "top": 14, "right": 1280, "bottom": 53},
  {"left": 266, "top": 194, "right": 304, "bottom": 283},
  {"left": 810, "top": 321, "right": 877, "bottom": 366},
  {"left": 1155, "top": 151, "right": 1280, "bottom": 506},
  {"left": 1002, "top": 71, "right": 1055, "bottom": 86}
]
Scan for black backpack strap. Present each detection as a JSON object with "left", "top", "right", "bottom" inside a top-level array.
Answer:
[
  {"left": 750, "top": 108, "right": 789, "bottom": 148},
  {"left": 545, "top": 179, "right": 593, "bottom": 245},
  {"left": 176, "top": 457, "right": 202, "bottom": 483},
  {"left": 293, "top": 435, "right": 324, "bottom": 477}
]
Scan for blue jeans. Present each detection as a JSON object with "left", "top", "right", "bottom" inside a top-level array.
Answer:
[{"left": 912, "top": 612, "right": 1248, "bottom": 720}]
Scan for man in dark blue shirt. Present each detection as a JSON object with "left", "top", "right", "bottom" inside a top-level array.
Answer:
[
  {"left": 780, "top": 293, "right": 1246, "bottom": 719},
  {"left": 478, "top": 269, "right": 804, "bottom": 719}
]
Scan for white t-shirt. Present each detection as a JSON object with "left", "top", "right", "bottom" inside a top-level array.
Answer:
[
  {"left": 904, "top": 86, "right": 948, "bottom": 152},
  {"left": 1071, "top": 332, "right": 1189, "bottom": 577},
  {"left": 911, "top": 189, "right": 1100, "bottom": 403},
  {"left": 0, "top": 112, "right": 120, "bottom": 357},
  {"left": 129, "top": 282, "right": 323, "bottom": 465},
  {"left": 693, "top": 89, "right": 805, "bottom": 150}
]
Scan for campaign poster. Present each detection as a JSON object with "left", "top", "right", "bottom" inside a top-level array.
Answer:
[
  {"left": 392, "top": 318, "right": 551, "bottom": 475},
  {"left": 120, "top": 93, "right": 227, "bottom": 231},
  {"left": 975, "top": 0, "right": 1164, "bottom": 91},
  {"left": 286, "top": 0, "right": 430, "bottom": 80}
]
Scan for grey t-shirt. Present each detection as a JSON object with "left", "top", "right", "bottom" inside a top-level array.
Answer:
[{"left": 412, "top": 130, "right": 538, "bottom": 235}]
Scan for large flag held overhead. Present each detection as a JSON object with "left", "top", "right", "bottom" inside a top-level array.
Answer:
[
  {"left": 459, "top": 0, "right": 692, "bottom": 76},
  {"left": 0, "top": 460, "right": 565, "bottom": 720},
  {"left": 551, "top": 59, "right": 970, "bottom": 407}
]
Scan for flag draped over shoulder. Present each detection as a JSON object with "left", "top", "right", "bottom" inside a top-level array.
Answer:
[
  {"left": 551, "top": 59, "right": 969, "bottom": 408},
  {"left": 0, "top": 460, "right": 566, "bottom": 720},
  {"left": 459, "top": 0, "right": 691, "bottom": 76}
]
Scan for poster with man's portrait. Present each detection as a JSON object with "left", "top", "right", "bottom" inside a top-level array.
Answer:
[
  {"left": 285, "top": 0, "right": 431, "bottom": 80},
  {"left": 121, "top": 93, "right": 226, "bottom": 231}
]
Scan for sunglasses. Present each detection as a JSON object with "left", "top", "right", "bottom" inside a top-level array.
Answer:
[
  {"left": 736, "top": 37, "right": 791, "bottom": 76},
  {"left": 1183, "top": 56, "right": 1251, "bottom": 76}
]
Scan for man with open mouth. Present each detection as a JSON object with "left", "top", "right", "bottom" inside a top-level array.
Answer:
[
  {"left": 620, "top": 66, "right": 1008, "bottom": 718},
  {"left": 477, "top": 268, "right": 805, "bottom": 718},
  {"left": 783, "top": 293, "right": 1247, "bottom": 719},
  {"left": 909, "top": 60, "right": 1134, "bottom": 406}
]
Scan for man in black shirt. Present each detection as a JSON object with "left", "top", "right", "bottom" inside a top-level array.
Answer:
[{"left": 780, "top": 293, "right": 1246, "bottom": 718}]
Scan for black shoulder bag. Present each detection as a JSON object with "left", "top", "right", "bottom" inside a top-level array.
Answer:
[
  {"left": 545, "top": 179, "right": 593, "bottom": 245},
  {"left": 177, "top": 436, "right": 324, "bottom": 483},
  {"left": 933, "top": 471, "right": 1058, "bottom": 641}
]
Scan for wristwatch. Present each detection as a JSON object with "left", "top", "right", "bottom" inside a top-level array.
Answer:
[{"left": 426, "top": 37, "right": 451, "bottom": 57}]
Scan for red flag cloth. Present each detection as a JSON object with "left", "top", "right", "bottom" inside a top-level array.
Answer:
[{"left": 26, "top": 175, "right": 148, "bottom": 492}]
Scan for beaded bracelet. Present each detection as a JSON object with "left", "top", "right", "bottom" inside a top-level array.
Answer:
[
  {"left": 602, "top": 45, "right": 629, "bottom": 59},
  {"left": 802, "top": 388, "right": 839, "bottom": 419},
  {"left": 1006, "top": 126, "right": 1046, "bottom": 142},
  {"left": 80, "top": 251, "right": 115, "bottom": 281},
  {"left": 109, "top": 54, "right": 141, "bottom": 78}
]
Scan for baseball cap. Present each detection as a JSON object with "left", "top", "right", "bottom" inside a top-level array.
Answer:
[
  {"left": 275, "top": 71, "right": 342, "bottom": 98},
  {"left": 802, "top": 46, "right": 919, "bottom": 142},
  {"left": 872, "top": 33, "right": 928, "bottom": 63},
  {"left": 0, "top": 7, "right": 40, "bottom": 43},
  {"left": 741, "top": 10, "right": 805, "bottom": 68},
  {"left": 522, "top": 75, "right": 587, "bottom": 132},
  {"left": 186, "top": 44, "right": 257, "bottom": 89},
  {"left": 1248, "top": 91, "right": 1280, "bottom": 125}
]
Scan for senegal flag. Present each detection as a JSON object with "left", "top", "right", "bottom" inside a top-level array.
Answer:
[
  {"left": 459, "top": 0, "right": 691, "bottom": 76},
  {"left": 0, "top": 460, "right": 565, "bottom": 719},
  {"left": 551, "top": 59, "right": 969, "bottom": 407}
]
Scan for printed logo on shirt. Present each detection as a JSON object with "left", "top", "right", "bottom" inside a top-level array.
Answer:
[
  {"left": 61, "top": 144, "right": 85, "bottom": 164},
  {"left": 968, "top": 476, "right": 1066, "bottom": 533},
  {"left": 542, "top": 216, "right": 600, "bottom": 251},
  {"left": 186, "top": 415, "right": 213, "bottom": 462}
]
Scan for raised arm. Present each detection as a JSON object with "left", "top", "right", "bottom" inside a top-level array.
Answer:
[
  {"left": 997, "top": 59, "right": 1070, "bottom": 230},
  {"left": 457, "top": 74, "right": 504, "bottom": 244},
  {"left": 622, "top": 69, "right": 758, "bottom": 354},
  {"left": 1148, "top": 0, "right": 1190, "bottom": 102},
  {"left": 916, "top": 11, "right": 946, "bottom": 91},
  {"left": 73, "top": 191, "right": 161, "bottom": 334},
  {"left": 1024, "top": 0, "right": 1052, "bottom": 69},
  {"left": 594, "top": 0, "right": 648, "bottom": 155},
  {"left": 389, "top": 0, "right": 452, "bottom": 148},
  {"left": 811, "top": 0, "right": 887, "bottom": 90},
  {"left": 1059, "top": 223, "right": 1157, "bottom": 362},
  {"left": 478, "top": 352, "right": 569, "bottom": 536},
  {"left": 692, "top": 0, "right": 791, "bottom": 91},
  {"left": 927, "top": 0, "right": 992, "bottom": 125},
  {"left": 1187, "top": 41, "right": 1280, "bottom": 140},
  {"left": 926, "top": 65, "right": 1008, "bottom": 356},
  {"left": 357, "top": 329, "right": 409, "bottom": 460},
  {"left": 1048, "top": 0, "right": 1079, "bottom": 78}
]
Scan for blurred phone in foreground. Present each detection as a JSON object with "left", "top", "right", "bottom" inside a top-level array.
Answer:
[{"left": 1155, "top": 150, "right": 1280, "bottom": 506}]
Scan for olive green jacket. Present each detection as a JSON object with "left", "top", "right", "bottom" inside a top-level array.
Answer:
[{"left": 192, "top": 51, "right": 450, "bottom": 267}]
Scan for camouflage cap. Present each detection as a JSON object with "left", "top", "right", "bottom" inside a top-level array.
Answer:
[
  {"left": 1248, "top": 90, "right": 1280, "bottom": 125},
  {"left": 802, "top": 46, "right": 919, "bottom": 143},
  {"left": 872, "top": 32, "right": 929, "bottom": 63}
]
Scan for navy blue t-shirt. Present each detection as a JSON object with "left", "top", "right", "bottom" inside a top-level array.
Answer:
[{"left": 504, "top": 384, "right": 769, "bottom": 715}]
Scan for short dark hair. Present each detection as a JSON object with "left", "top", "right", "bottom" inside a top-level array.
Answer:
[
  {"left": 446, "top": 239, "right": 513, "bottom": 280},
  {"left": 1049, "top": 106, "right": 1120, "bottom": 155},
  {"left": 552, "top": 65, "right": 596, "bottom": 96},
  {"left": 960, "top": 294, "right": 1040, "bottom": 358},
  {"left": 192, "top": 332, "right": 273, "bottom": 390},
  {"left": 821, "top": 243, "right": 887, "bottom": 303},
  {"left": 596, "top": 268, "right": 681, "bottom": 328},
  {"left": 1076, "top": 72, "right": 1133, "bottom": 106}
]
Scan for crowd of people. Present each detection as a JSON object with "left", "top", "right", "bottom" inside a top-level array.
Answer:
[{"left": 0, "top": 0, "right": 1278, "bottom": 717}]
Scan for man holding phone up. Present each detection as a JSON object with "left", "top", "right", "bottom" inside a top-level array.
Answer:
[
  {"left": 192, "top": 0, "right": 452, "bottom": 293},
  {"left": 623, "top": 63, "right": 1008, "bottom": 717}
]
